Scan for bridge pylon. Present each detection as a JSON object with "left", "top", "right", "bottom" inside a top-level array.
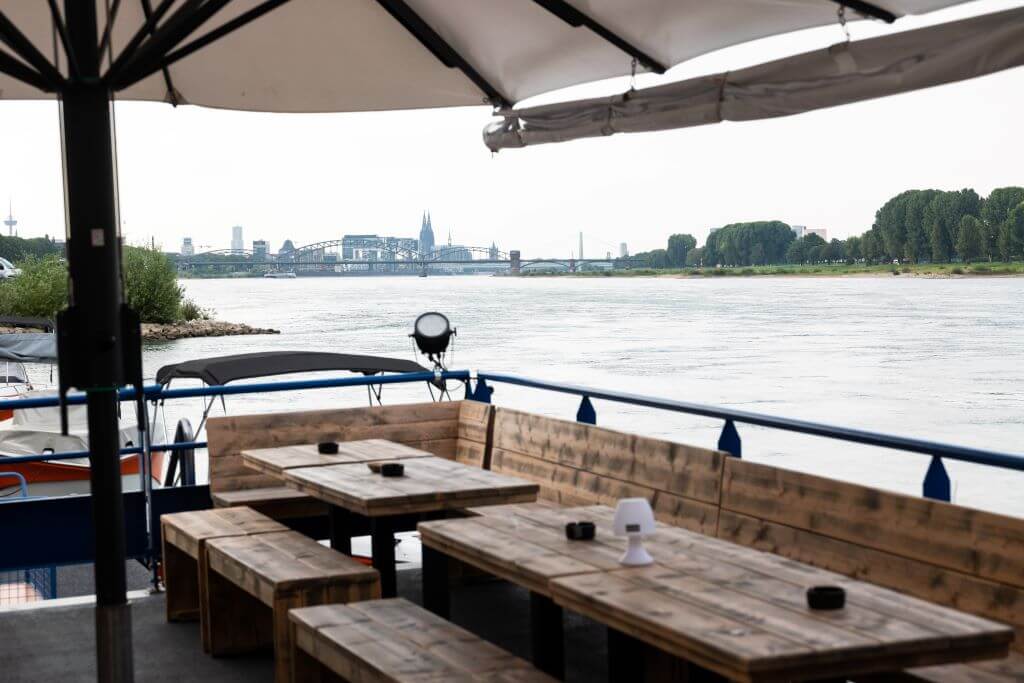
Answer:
[{"left": 510, "top": 250, "right": 521, "bottom": 275}]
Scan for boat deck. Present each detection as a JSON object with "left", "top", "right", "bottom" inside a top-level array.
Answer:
[{"left": 0, "top": 567, "right": 608, "bottom": 682}]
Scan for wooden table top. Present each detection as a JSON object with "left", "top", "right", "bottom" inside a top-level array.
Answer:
[
  {"left": 241, "top": 439, "right": 435, "bottom": 476},
  {"left": 418, "top": 504, "right": 1013, "bottom": 682},
  {"left": 281, "top": 454, "right": 539, "bottom": 517}
]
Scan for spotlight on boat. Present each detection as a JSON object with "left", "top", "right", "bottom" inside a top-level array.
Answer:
[{"left": 411, "top": 312, "right": 455, "bottom": 358}]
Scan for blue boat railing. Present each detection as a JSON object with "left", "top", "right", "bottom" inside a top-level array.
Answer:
[
  {"left": 475, "top": 372, "right": 1024, "bottom": 492},
  {"left": 1, "top": 367, "right": 1023, "bottom": 582},
  {"left": 1, "top": 367, "right": 1022, "bottom": 499}
]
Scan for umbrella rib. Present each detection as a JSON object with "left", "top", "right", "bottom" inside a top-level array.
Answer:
[
  {"left": 153, "top": 0, "right": 294, "bottom": 75},
  {"left": 375, "top": 0, "right": 511, "bottom": 108},
  {"left": 138, "top": 0, "right": 181, "bottom": 106},
  {"left": 0, "top": 11, "right": 66, "bottom": 88},
  {"left": 531, "top": 0, "right": 667, "bottom": 74},
  {"left": 106, "top": 0, "right": 223, "bottom": 88},
  {"left": 0, "top": 49, "right": 54, "bottom": 93},
  {"left": 831, "top": 0, "right": 897, "bottom": 23},
  {"left": 104, "top": 0, "right": 176, "bottom": 82},
  {"left": 98, "top": 0, "right": 125, "bottom": 58},
  {"left": 46, "top": 0, "right": 80, "bottom": 80}
]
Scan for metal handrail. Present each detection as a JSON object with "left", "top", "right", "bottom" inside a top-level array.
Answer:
[
  {"left": 0, "top": 471, "right": 28, "bottom": 497},
  {"left": 477, "top": 372, "right": 1024, "bottom": 474},
  {"left": 0, "top": 370, "right": 468, "bottom": 466}
]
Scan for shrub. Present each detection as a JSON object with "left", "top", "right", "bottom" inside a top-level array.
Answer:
[
  {"left": 122, "top": 246, "right": 183, "bottom": 324},
  {"left": 0, "top": 247, "right": 204, "bottom": 324},
  {"left": 180, "top": 298, "right": 213, "bottom": 321},
  {"left": 951, "top": 267, "right": 964, "bottom": 274},
  {"left": 0, "top": 255, "right": 68, "bottom": 318}
]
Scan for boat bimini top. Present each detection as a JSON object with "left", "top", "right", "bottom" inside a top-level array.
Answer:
[{"left": 155, "top": 351, "right": 428, "bottom": 387}]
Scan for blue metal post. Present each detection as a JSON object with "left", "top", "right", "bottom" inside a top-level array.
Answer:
[
  {"left": 576, "top": 396, "right": 596, "bottom": 424},
  {"left": 923, "top": 456, "right": 951, "bottom": 502},
  {"left": 471, "top": 378, "right": 493, "bottom": 403},
  {"left": 718, "top": 419, "right": 742, "bottom": 458}
]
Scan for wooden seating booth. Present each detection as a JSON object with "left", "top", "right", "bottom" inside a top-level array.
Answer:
[{"left": 208, "top": 399, "right": 1024, "bottom": 681}]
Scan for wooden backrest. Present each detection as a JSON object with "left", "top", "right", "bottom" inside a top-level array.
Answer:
[
  {"left": 207, "top": 401, "right": 462, "bottom": 493},
  {"left": 717, "top": 458, "right": 1024, "bottom": 652},
  {"left": 488, "top": 407, "right": 726, "bottom": 535},
  {"left": 455, "top": 401, "right": 492, "bottom": 468}
]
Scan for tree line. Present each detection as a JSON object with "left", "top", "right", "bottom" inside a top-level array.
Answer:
[
  {"left": 629, "top": 186, "right": 1024, "bottom": 268},
  {"left": 0, "top": 234, "right": 63, "bottom": 263}
]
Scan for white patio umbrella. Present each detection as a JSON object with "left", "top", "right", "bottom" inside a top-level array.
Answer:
[{"left": 0, "top": 2, "right": 994, "bottom": 681}]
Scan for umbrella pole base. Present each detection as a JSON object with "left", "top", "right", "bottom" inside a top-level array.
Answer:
[{"left": 96, "top": 602, "right": 134, "bottom": 682}]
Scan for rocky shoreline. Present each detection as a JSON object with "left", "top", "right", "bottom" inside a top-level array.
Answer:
[
  {"left": 0, "top": 320, "right": 279, "bottom": 341},
  {"left": 141, "top": 320, "right": 280, "bottom": 341}
]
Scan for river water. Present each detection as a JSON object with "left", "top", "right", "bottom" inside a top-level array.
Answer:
[{"left": 143, "top": 275, "right": 1024, "bottom": 516}]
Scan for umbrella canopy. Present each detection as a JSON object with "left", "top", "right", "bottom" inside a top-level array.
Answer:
[
  {"left": 0, "top": 1, "right": 973, "bottom": 113},
  {"left": 484, "top": 5, "right": 1024, "bottom": 150}
]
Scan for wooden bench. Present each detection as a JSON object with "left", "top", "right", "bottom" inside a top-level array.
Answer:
[
  {"left": 161, "top": 505, "right": 288, "bottom": 653},
  {"left": 288, "top": 598, "right": 556, "bottom": 682},
  {"left": 207, "top": 400, "right": 491, "bottom": 519},
  {"left": 716, "top": 458, "right": 1024, "bottom": 682},
  {"left": 485, "top": 406, "right": 727, "bottom": 535},
  {"left": 204, "top": 530, "right": 381, "bottom": 683}
]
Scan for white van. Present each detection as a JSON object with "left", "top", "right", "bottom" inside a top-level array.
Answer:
[{"left": 0, "top": 258, "right": 21, "bottom": 279}]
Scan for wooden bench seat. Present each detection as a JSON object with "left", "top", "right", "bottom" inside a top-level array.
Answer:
[
  {"left": 160, "top": 505, "right": 288, "bottom": 648},
  {"left": 289, "top": 598, "right": 556, "bottom": 682},
  {"left": 211, "top": 486, "right": 328, "bottom": 519},
  {"left": 205, "top": 530, "right": 380, "bottom": 683}
]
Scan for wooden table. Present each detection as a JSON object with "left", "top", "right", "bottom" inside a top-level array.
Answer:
[
  {"left": 241, "top": 439, "right": 435, "bottom": 476},
  {"left": 243, "top": 442, "right": 539, "bottom": 598},
  {"left": 418, "top": 504, "right": 1013, "bottom": 682}
]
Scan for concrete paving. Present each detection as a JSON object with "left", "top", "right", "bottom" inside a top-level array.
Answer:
[{"left": 0, "top": 567, "right": 609, "bottom": 682}]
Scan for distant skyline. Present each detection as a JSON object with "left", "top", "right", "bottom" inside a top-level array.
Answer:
[{"left": 0, "top": 0, "right": 1020, "bottom": 258}]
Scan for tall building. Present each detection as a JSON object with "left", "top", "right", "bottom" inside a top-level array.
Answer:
[
  {"left": 418, "top": 211, "right": 435, "bottom": 256},
  {"left": 231, "top": 225, "right": 244, "bottom": 254},
  {"left": 619, "top": 242, "right": 628, "bottom": 258},
  {"left": 578, "top": 232, "right": 584, "bottom": 260},
  {"left": 181, "top": 237, "right": 194, "bottom": 256},
  {"left": 252, "top": 240, "right": 269, "bottom": 260}
]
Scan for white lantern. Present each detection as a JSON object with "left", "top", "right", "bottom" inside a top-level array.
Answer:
[{"left": 612, "top": 498, "right": 657, "bottom": 566}]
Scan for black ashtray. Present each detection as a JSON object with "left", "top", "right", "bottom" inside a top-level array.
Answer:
[
  {"left": 317, "top": 441, "right": 339, "bottom": 454},
  {"left": 565, "top": 521, "right": 596, "bottom": 541},
  {"left": 807, "top": 586, "right": 845, "bottom": 610},
  {"left": 379, "top": 462, "right": 405, "bottom": 477}
]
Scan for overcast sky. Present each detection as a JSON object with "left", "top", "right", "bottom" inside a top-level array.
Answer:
[{"left": 0, "top": 0, "right": 1020, "bottom": 258}]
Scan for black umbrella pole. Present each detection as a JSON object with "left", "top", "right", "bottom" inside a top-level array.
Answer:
[
  {"left": 88, "top": 390, "right": 133, "bottom": 680},
  {"left": 61, "top": 1, "right": 134, "bottom": 680}
]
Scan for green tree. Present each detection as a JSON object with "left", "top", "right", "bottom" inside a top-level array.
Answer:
[
  {"left": 955, "top": 215, "right": 986, "bottom": 263},
  {"left": 122, "top": 246, "right": 184, "bottom": 323},
  {"left": 666, "top": 233, "right": 697, "bottom": 268},
  {"left": 704, "top": 221, "right": 794, "bottom": 266},
  {"left": 997, "top": 204, "right": 1024, "bottom": 261},
  {"left": 684, "top": 247, "right": 704, "bottom": 267},
  {"left": 925, "top": 189, "right": 982, "bottom": 262},
  {"left": 845, "top": 235, "right": 862, "bottom": 262},
  {"left": 982, "top": 187, "right": 1024, "bottom": 259}
]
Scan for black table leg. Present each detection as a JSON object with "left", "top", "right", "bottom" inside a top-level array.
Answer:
[
  {"left": 422, "top": 545, "right": 449, "bottom": 618},
  {"left": 608, "top": 627, "right": 645, "bottom": 683},
  {"left": 370, "top": 516, "right": 397, "bottom": 598},
  {"left": 328, "top": 506, "right": 351, "bottom": 554},
  {"left": 530, "top": 592, "right": 564, "bottom": 679}
]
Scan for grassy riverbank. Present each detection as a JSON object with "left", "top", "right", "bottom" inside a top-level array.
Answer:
[{"left": 530, "top": 262, "right": 1024, "bottom": 278}]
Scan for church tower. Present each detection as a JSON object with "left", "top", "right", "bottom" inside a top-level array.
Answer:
[{"left": 419, "top": 210, "right": 435, "bottom": 256}]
